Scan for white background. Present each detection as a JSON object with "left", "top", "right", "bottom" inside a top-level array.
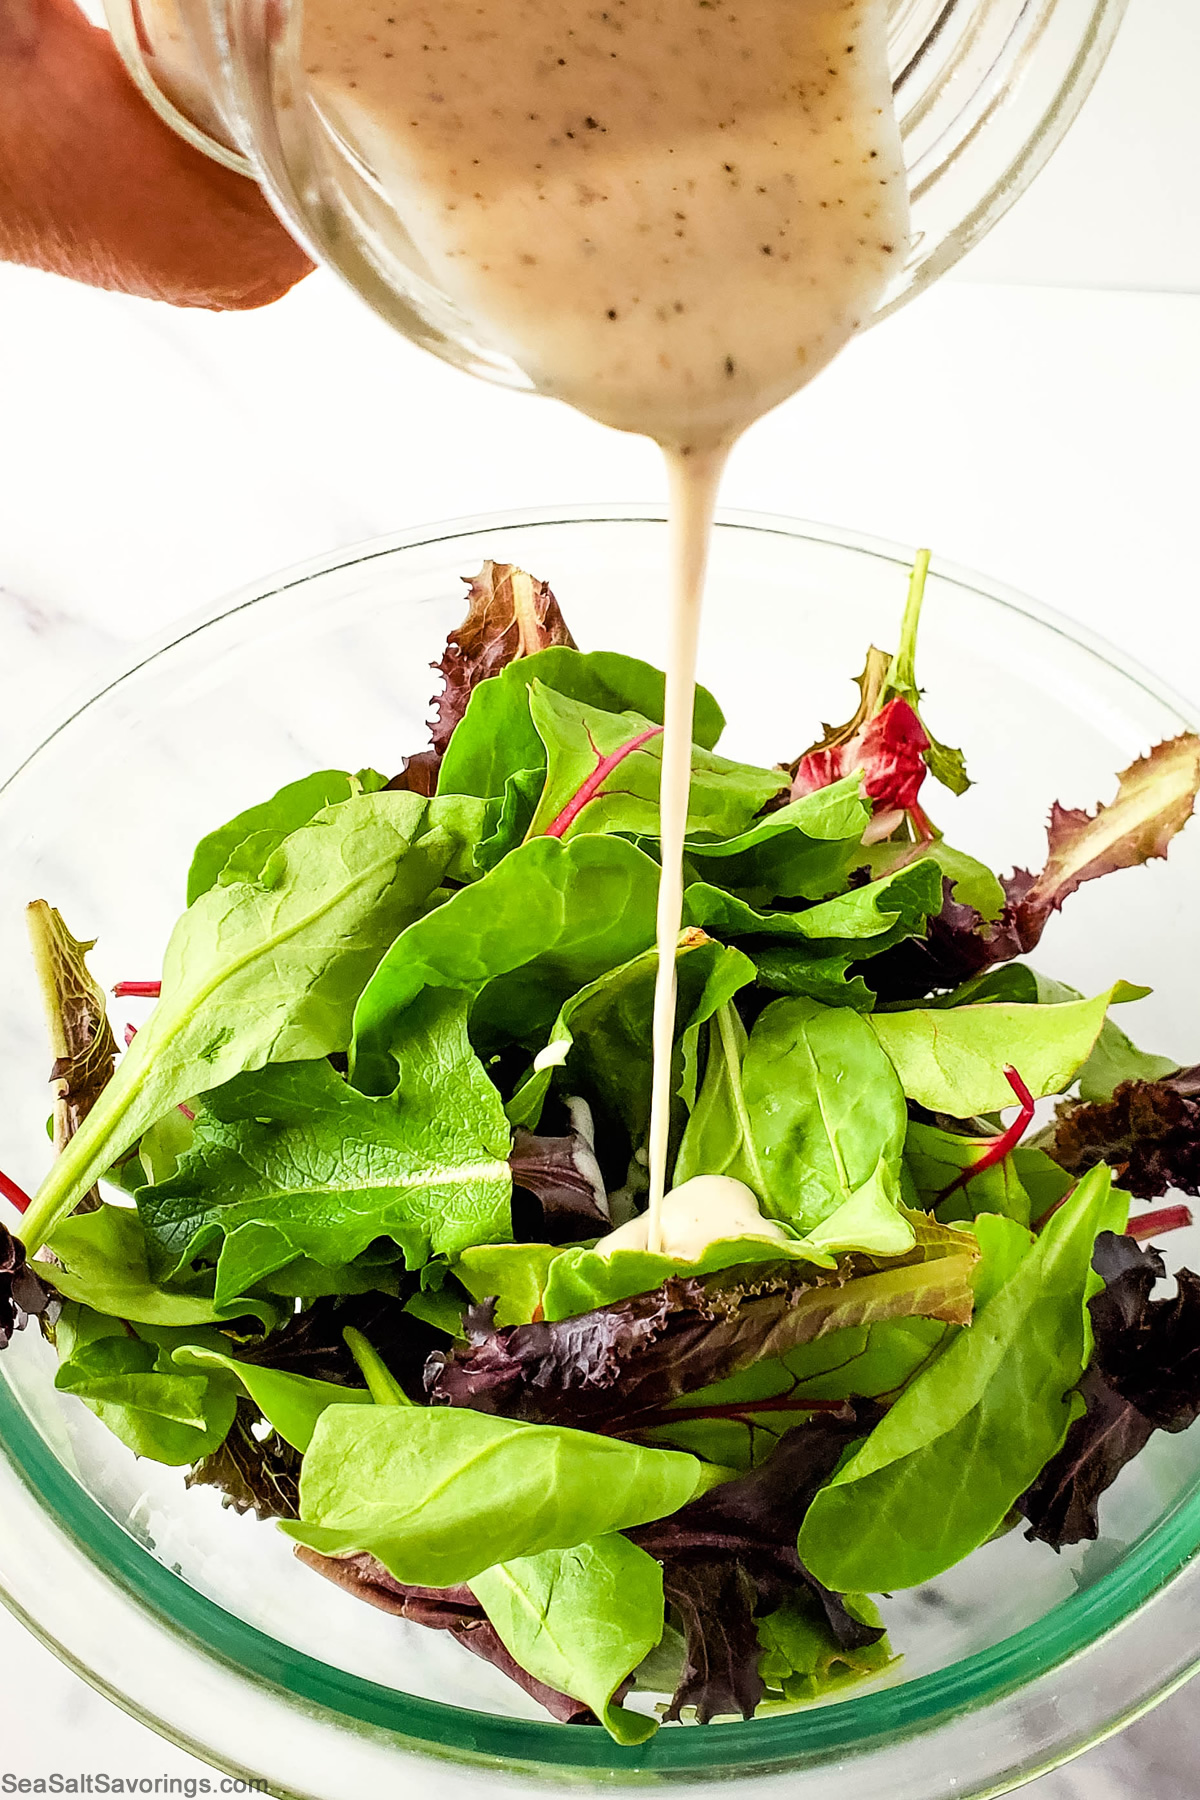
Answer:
[{"left": 1, "top": 0, "right": 1199, "bottom": 1792}]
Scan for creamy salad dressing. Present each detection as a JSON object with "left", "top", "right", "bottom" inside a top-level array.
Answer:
[{"left": 299, "top": 0, "right": 909, "bottom": 1251}]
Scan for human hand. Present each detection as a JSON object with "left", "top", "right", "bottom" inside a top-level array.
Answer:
[{"left": 0, "top": 0, "right": 312, "bottom": 308}]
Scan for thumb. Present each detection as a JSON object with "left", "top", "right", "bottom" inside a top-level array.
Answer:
[{"left": 0, "top": 0, "right": 313, "bottom": 309}]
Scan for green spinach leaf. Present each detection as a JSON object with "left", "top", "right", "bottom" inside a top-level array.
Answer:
[
  {"left": 798, "top": 1167, "right": 1126, "bottom": 1591},
  {"left": 868, "top": 983, "right": 1143, "bottom": 1116},
  {"left": 437, "top": 645, "right": 724, "bottom": 801},
  {"left": 24, "top": 791, "right": 481, "bottom": 1254},
  {"left": 682, "top": 779, "right": 869, "bottom": 904},
  {"left": 757, "top": 1591, "right": 893, "bottom": 1706},
  {"left": 171, "top": 1345, "right": 373, "bottom": 1451},
  {"left": 351, "top": 834, "right": 663, "bottom": 1093},
  {"left": 54, "top": 1305, "right": 237, "bottom": 1466},
  {"left": 186, "top": 769, "right": 389, "bottom": 903},
  {"left": 283, "top": 1404, "right": 728, "bottom": 1585},
  {"left": 471, "top": 1537, "right": 665, "bottom": 1745}
]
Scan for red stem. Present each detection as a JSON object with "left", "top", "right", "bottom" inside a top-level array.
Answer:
[
  {"left": 1126, "top": 1204, "right": 1193, "bottom": 1244},
  {"left": 113, "top": 981, "right": 161, "bottom": 999},
  {"left": 0, "top": 1169, "right": 33, "bottom": 1215},
  {"left": 937, "top": 1066, "right": 1036, "bottom": 1203},
  {"left": 634, "top": 1393, "right": 850, "bottom": 1432},
  {"left": 542, "top": 725, "right": 663, "bottom": 839}
]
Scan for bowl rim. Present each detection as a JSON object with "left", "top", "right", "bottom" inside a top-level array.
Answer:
[{"left": 3, "top": 504, "right": 1200, "bottom": 1779}]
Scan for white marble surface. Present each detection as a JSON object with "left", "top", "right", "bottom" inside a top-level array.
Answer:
[{"left": 3, "top": 0, "right": 1200, "bottom": 1784}]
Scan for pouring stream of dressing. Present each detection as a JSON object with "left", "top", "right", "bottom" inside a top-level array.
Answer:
[{"left": 298, "top": 0, "right": 909, "bottom": 1251}]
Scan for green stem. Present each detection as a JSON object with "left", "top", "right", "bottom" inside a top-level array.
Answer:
[
  {"left": 343, "top": 1327, "right": 413, "bottom": 1406},
  {"left": 889, "top": 548, "right": 932, "bottom": 699}
]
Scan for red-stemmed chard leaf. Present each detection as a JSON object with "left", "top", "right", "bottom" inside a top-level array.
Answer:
[
  {"left": 785, "top": 551, "right": 967, "bottom": 838},
  {"left": 1019, "top": 1231, "right": 1200, "bottom": 1547},
  {"left": 293, "top": 1547, "right": 596, "bottom": 1723},
  {"left": 1049, "top": 1065, "right": 1200, "bottom": 1201},
  {"left": 541, "top": 724, "right": 663, "bottom": 839},
  {"left": 1126, "top": 1205, "right": 1193, "bottom": 1243},
  {"left": 389, "top": 561, "right": 577, "bottom": 791},
  {"left": 937, "top": 1067, "right": 1036, "bottom": 1203},
  {"left": 630, "top": 1417, "right": 884, "bottom": 1722},
  {"left": 870, "top": 734, "right": 1200, "bottom": 1002}
]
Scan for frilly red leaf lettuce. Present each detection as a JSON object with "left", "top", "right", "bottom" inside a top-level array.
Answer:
[
  {"left": 0, "top": 1222, "right": 53, "bottom": 1350},
  {"left": 186, "top": 1399, "right": 303, "bottom": 1519},
  {"left": 391, "top": 562, "right": 577, "bottom": 790},
  {"left": 1049, "top": 1067, "right": 1200, "bottom": 1201},
  {"left": 870, "top": 734, "right": 1200, "bottom": 1002},
  {"left": 1019, "top": 1232, "right": 1200, "bottom": 1547},
  {"left": 630, "top": 1416, "right": 884, "bottom": 1722}
]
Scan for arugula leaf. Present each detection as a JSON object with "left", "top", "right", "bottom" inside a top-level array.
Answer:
[
  {"left": 869, "top": 984, "right": 1141, "bottom": 1116},
  {"left": 524, "top": 684, "right": 783, "bottom": 841},
  {"left": 36, "top": 1205, "right": 281, "bottom": 1330},
  {"left": 1019, "top": 1232, "right": 1200, "bottom": 1547},
  {"left": 171, "top": 1344, "right": 373, "bottom": 1451},
  {"left": 681, "top": 997, "right": 914, "bottom": 1257},
  {"left": 351, "top": 834, "right": 662, "bottom": 1094},
  {"left": 186, "top": 770, "right": 388, "bottom": 904},
  {"left": 798, "top": 1167, "right": 1126, "bottom": 1592},
  {"left": 283, "top": 1404, "right": 727, "bottom": 1585},
  {"left": 437, "top": 644, "right": 724, "bottom": 802},
  {"left": 1049, "top": 1065, "right": 1200, "bottom": 1200},
  {"left": 54, "top": 1305, "right": 237, "bottom": 1466},
  {"left": 682, "top": 779, "right": 870, "bottom": 904},
  {"left": 23, "top": 792, "right": 481, "bottom": 1255},
  {"left": 506, "top": 933, "right": 755, "bottom": 1155},
  {"left": 26, "top": 901, "right": 118, "bottom": 1205},
  {"left": 471, "top": 1537, "right": 664, "bottom": 1745},
  {"left": 137, "top": 993, "right": 512, "bottom": 1307}
]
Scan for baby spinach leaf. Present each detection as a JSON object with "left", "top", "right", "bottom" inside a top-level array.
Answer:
[
  {"left": 171, "top": 1344, "right": 373, "bottom": 1451},
  {"left": 476, "top": 767, "right": 545, "bottom": 873},
  {"left": 869, "top": 984, "right": 1142, "bottom": 1116},
  {"left": 351, "top": 834, "right": 662, "bottom": 1093},
  {"left": 862, "top": 839, "right": 1004, "bottom": 923},
  {"left": 798, "top": 1167, "right": 1126, "bottom": 1592},
  {"left": 23, "top": 792, "right": 478, "bottom": 1255},
  {"left": 283, "top": 1404, "right": 727, "bottom": 1586},
  {"left": 740, "top": 998, "right": 914, "bottom": 1256},
  {"left": 682, "top": 779, "right": 870, "bottom": 904},
  {"left": 37, "top": 1205, "right": 281, "bottom": 1330},
  {"left": 471, "top": 1537, "right": 665, "bottom": 1745},
  {"left": 137, "top": 993, "right": 512, "bottom": 1307},
  {"left": 54, "top": 1305, "right": 237, "bottom": 1466},
  {"left": 524, "top": 684, "right": 783, "bottom": 841},
  {"left": 437, "top": 644, "right": 724, "bottom": 802},
  {"left": 506, "top": 933, "right": 755, "bottom": 1146},
  {"left": 186, "top": 769, "right": 389, "bottom": 904}
]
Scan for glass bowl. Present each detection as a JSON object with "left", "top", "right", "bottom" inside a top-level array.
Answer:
[{"left": 0, "top": 509, "right": 1198, "bottom": 1800}]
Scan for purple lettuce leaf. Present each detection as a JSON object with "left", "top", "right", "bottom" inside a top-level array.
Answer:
[
  {"left": 390, "top": 562, "right": 577, "bottom": 789},
  {"left": 1049, "top": 1067, "right": 1200, "bottom": 1201},
  {"left": 630, "top": 1416, "right": 883, "bottom": 1722},
  {"left": 186, "top": 1398, "right": 302, "bottom": 1519},
  {"left": 1019, "top": 1232, "right": 1200, "bottom": 1547},
  {"left": 509, "top": 1122, "right": 610, "bottom": 1243},
  {"left": 869, "top": 735, "right": 1200, "bottom": 1002}
]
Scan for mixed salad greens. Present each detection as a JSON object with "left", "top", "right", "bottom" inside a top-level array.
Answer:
[{"left": 4, "top": 555, "right": 1200, "bottom": 1740}]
